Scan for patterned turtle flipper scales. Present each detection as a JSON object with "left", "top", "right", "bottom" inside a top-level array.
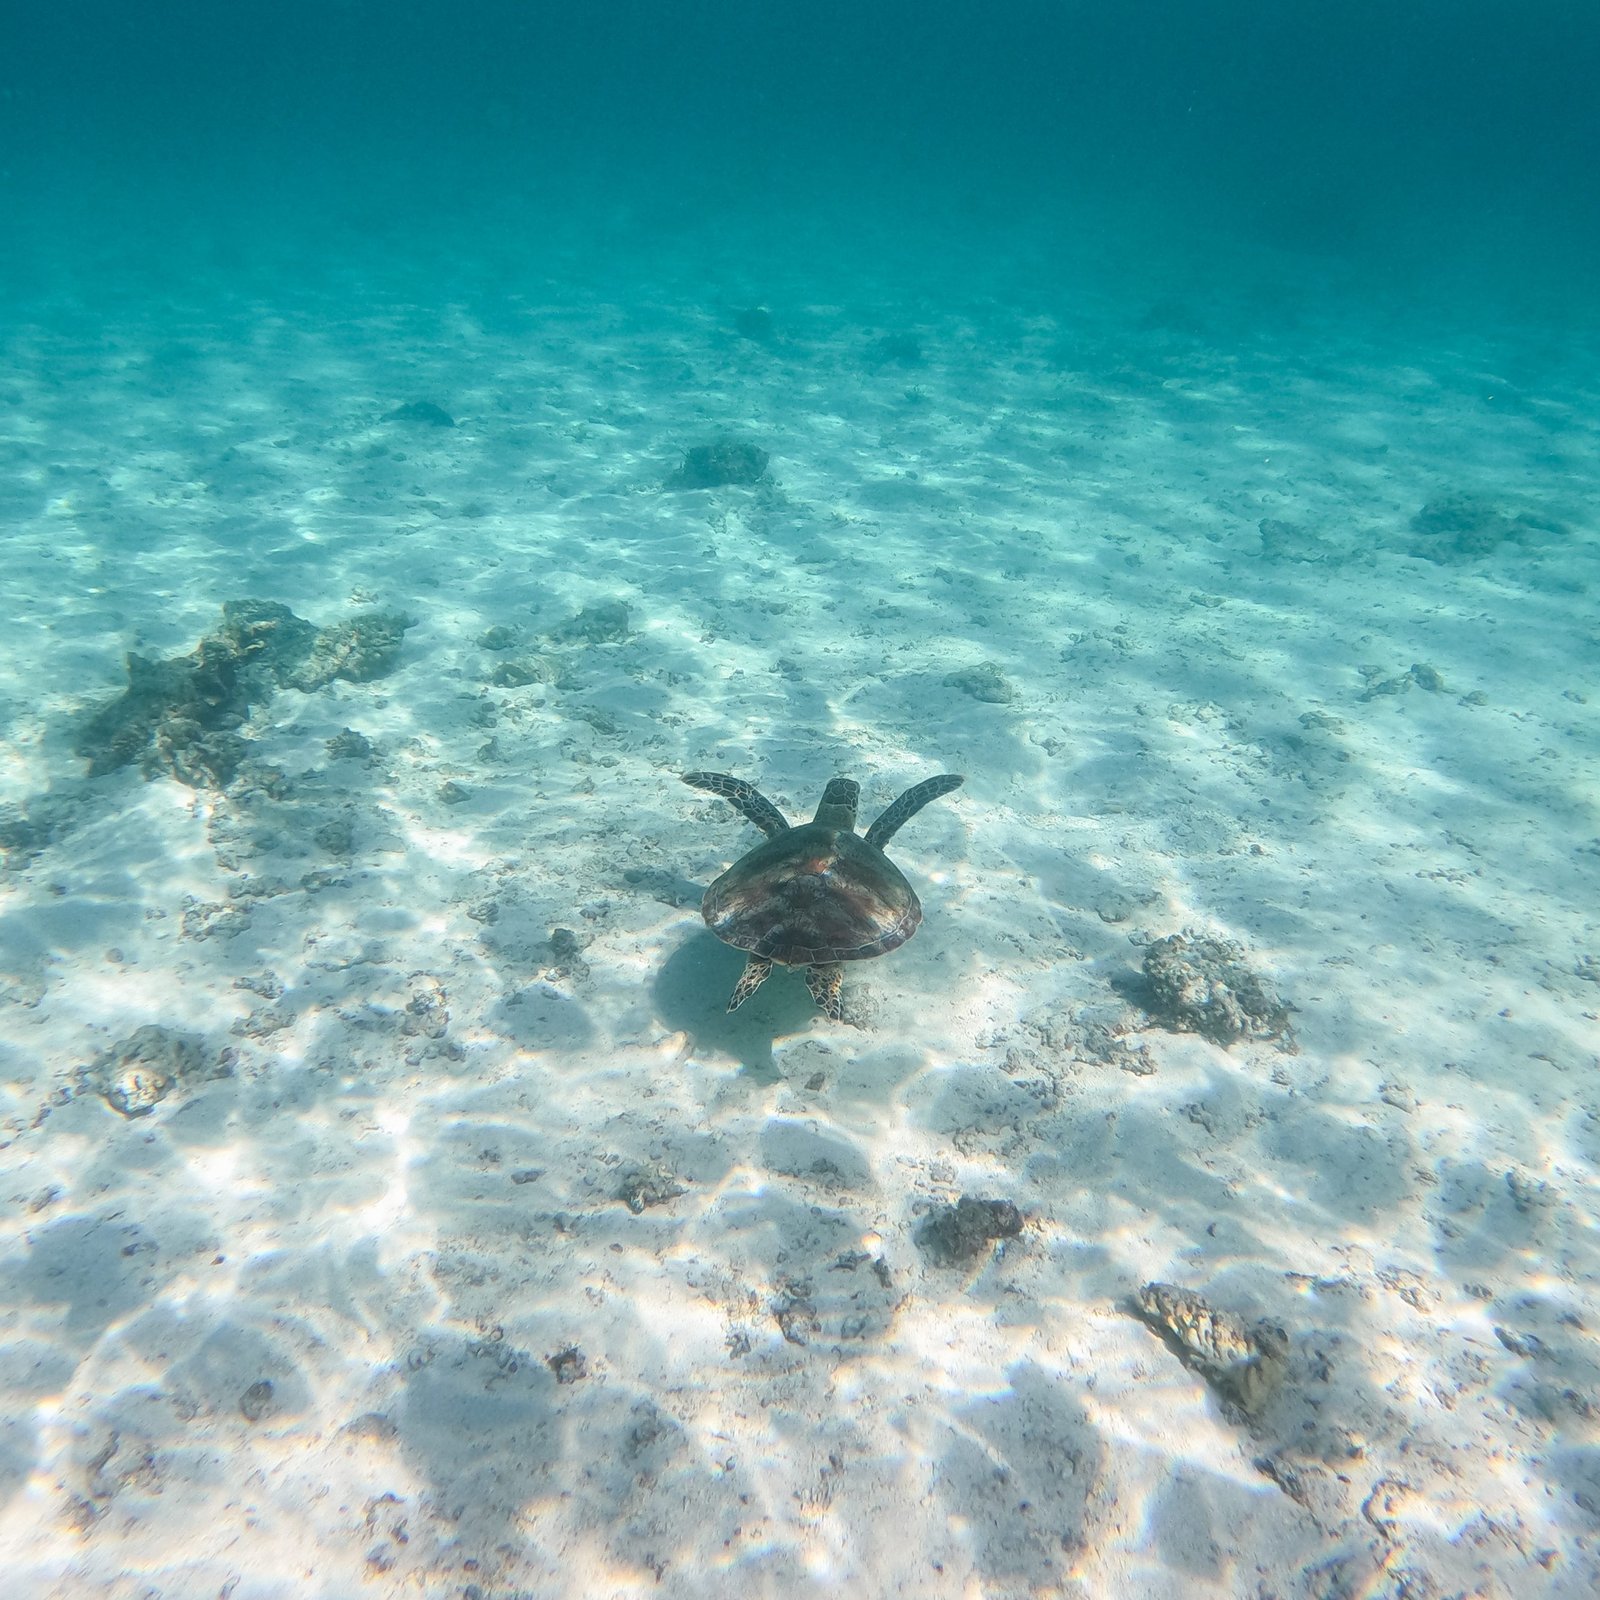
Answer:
[
  {"left": 805, "top": 962, "right": 844, "bottom": 1019},
  {"left": 727, "top": 955, "right": 773, "bottom": 1011},
  {"left": 683, "top": 772, "right": 790, "bottom": 839},
  {"left": 864, "top": 774, "right": 965, "bottom": 851}
]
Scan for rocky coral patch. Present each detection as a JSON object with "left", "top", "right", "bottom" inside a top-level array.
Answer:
[{"left": 74, "top": 599, "right": 413, "bottom": 788}]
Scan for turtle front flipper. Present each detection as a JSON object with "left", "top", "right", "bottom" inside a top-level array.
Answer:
[
  {"left": 683, "top": 772, "right": 790, "bottom": 839},
  {"left": 727, "top": 955, "right": 773, "bottom": 1011},
  {"left": 864, "top": 774, "right": 965, "bottom": 850},
  {"left": 805, "top": 962, "right": 844, "bottom": 1019}
]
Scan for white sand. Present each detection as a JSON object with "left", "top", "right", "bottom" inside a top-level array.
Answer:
[{"left": 1, "top": 207, "right": 1597, "bottom": 1599}]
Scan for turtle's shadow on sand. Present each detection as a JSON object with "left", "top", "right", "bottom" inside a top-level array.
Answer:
[{"left": 653, "top": 930, "right": 823, "bottom": 1077}]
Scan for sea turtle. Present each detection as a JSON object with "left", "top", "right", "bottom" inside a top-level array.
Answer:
[{"left": 682, "top": 770, "right": 964, "bottom": 1018}]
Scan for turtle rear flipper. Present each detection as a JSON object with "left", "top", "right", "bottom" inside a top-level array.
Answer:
[
  {"left": 865, "top": 774, "right": 964, "bottom": 850},
  {"left": 727, "top": 954, "right": 773, "bottom": 1010},
  {"left": 683, "top": 771, "right": 790, "bottom": 838},
  {"left": 805, "top": 962, "right": 844, "bottom": 1019}
]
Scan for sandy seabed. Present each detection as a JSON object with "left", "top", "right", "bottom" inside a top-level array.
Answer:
[{"left": 1, "top": 210, "right": 1598, "bottom": 1599}]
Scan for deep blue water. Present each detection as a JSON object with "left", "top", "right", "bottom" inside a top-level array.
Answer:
[{"left": 5, "top": 1, "right": 1597, "bottom": 300}]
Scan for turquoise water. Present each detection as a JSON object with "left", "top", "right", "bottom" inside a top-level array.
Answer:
[{"left": 1, "top": 6, "right": 1597, "bottom": 1597}]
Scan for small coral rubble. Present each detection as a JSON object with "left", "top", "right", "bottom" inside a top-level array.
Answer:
[
  {"left": 80, "top": 1024, "right": 227, "bottom": 1117},
  {"left": 1406, "top": 491, "right": 1567, "bottom": 562},
  {"left": 943, "top": 660, "right": 1016, "bottom": 704},
  {"left": 547, "top": 600, "right": 632, "bottom": 646},
  {"left": 384, "top": 399, "right": 454, "bottom": 428},
  {"left": 1138, "top": 933, "right": 1290, "bottom": 1047},
  {"left": 666, "top": 437, "right": 769, "bottom": 490},
  {"left": 1131, "top": 1281, "right": 1288, "bottom": 1416},
  {"left": 916, "top": 1195, "right": 1024, "bottom": 1264}
]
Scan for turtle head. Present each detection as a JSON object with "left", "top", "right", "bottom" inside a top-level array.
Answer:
[{"left": 812, "top": 777, "right": 861, "bottom": 832}]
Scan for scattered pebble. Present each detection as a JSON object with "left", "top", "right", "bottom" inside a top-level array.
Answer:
[
  {"left": 325, "top": 728, "right": 374, "bottom": 760},
  {"left": 239, "top": 1380, "right": 277, "bottom": 1422},
  {"left": 546, "top": 1347, "right": 587, "bottom": 1384},
  {"left": 618, "top": 1164, "right": 687, "bottom": 1214},
  {"left": 340, "top": 1412, "right": 398, "bottom": 1441}
]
